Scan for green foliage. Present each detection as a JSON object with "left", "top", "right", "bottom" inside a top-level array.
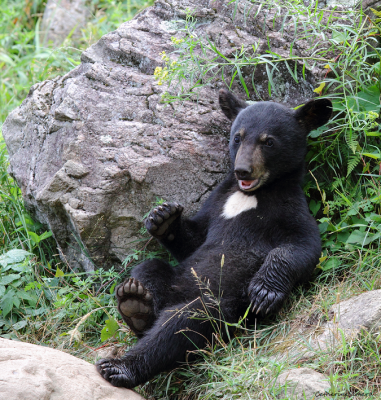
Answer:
[
  {"left": 0, "top": 249, "right": 46, "bottom": 335},
  {"left": 52, "top": 267, "right": 124, "bottom": 345},
  {"left": 0, "top": 140, "right": 55, "bottom": 263},
  {"left": 101, "top": 317, "right": 119, "bottom": 341},
  {"left": 0, "top": 243, "right": 129, "bottom": 345}
]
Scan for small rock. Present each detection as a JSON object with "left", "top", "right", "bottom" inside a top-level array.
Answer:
[
  {"left": 280, "top": 290, "right": 381, "bottom": 361},
  {"left": 91, "top": 344, "right": 127, "bottom": 361},
  {"left": 363, "top": 0, "right": 381, "bottom": 12},
  {"left": 276, "top": 368, "right": 330, "bottom": 400},
  {"left": 312, "top": 289, "right": 381, "bottom": 353}
]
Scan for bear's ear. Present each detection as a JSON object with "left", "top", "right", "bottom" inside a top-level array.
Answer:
[
  {"left": 219, "top": 89, "right": 248, "bottom": 121},
  {"left": 294, "top": 98, "right": 332, "bottom": 132}
]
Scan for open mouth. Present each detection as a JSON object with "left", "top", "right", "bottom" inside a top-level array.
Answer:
[{"left": 238, "top": 179, "right": 260, "bottom": 191}]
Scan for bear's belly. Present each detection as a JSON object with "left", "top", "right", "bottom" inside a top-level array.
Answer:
[
  {"left": 180, "top": 241, "right": 267, "bottom": 299},
  {"left": 177, "top": 203, "right": 275, "bottom": 299}
]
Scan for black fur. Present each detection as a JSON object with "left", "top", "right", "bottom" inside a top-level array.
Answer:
[{"left": 96, "top": 90, "right": 332, "bottom": 388}]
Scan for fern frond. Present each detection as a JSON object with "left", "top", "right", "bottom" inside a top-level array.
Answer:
[
  {"left": 371, "top": 8, "right": 381, "bottom": 17},
  {"left": 344, "top": 129, "right": 358, "bottom": 154},
  {"left": 347, "top": 152, "right": 361, "bottom": 176},
  {"left": 370, "top": 8, "right": 381, "bottom": 23}
]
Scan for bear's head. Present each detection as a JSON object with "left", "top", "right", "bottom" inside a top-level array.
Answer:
[{"left": 219, "top": 89, "right": 332, "bottom": 192}]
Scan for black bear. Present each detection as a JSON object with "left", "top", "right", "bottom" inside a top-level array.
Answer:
[{"left": 96, "top": 89, "right": 332, "bottom": 388}]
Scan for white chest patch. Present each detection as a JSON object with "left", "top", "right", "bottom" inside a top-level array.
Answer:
[{"left": 222, "top": 191, "right": 258, "bottom": 219}]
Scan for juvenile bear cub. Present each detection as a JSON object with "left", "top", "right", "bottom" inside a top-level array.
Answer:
[{"left": 97, "top": 89, "right": 332, "bottom": 388}]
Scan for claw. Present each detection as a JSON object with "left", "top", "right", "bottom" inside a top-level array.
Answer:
[{"left": 255, "top": 288, "right": 267, "bottom": 304}]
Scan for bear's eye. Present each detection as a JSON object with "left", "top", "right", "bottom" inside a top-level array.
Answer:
[
  {"left": 265, "top": 138, "right": 274, "bottom": 147},
  {"left": 234, "top": 136, "right": 241, "bottom": 144}
]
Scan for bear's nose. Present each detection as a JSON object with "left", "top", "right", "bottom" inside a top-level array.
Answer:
[{"left": 234, "top": 167, "right": 253, "bottom": 180}]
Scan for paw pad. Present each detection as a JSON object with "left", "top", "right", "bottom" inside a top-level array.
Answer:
[{"left": 116, "top": 278, "right": 153, "bottom": 334}]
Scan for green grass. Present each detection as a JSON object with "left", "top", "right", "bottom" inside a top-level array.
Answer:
[{"left": 0, "top": 0, "right": 381, "bottom": 399}]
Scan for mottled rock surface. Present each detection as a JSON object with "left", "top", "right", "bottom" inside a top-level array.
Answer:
[
  {"left": 3, "top": 0, "right": 337, "bottom": 271},
  {"left": 0, "top": 338, "right": 145, "bottom": 400},
  {"left": 276, "top": 368, "right": 330, "bottom": 400}
]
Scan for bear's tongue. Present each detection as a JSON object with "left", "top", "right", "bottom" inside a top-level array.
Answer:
[{"left": 239, "top": 179, "right": 259, "bottom": 190}]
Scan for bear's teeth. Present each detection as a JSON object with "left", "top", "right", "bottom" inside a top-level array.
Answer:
[{"left": 238, "top": 179, "right": 259, "bottom": 190}]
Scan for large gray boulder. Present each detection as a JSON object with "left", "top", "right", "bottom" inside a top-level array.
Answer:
[
  {"left": 0, "top": 338, "right": 145, "bottom": 400},
  {"left": 3, "top": 0, "right": 333, "bottom": 271}
]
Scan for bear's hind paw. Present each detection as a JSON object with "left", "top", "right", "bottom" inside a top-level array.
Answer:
[{"left": 116, "top": 278, "right": 154, "bottom": 334}]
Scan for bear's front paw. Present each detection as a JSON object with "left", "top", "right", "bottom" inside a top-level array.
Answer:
[
  {"left": 96, "top": 358, "right": 136, "bottom": 388},
  {"left": 145, "top": 202, "right": 183, "bottom": 239},
  {"left": 249, "top": 280, "right": 286, "bottom": 315}
]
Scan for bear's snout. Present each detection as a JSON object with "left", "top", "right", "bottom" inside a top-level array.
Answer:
[
  {"left": 234, "top": 165, "right": 253, "bottom": 180},
  {"left": 234, "top": 143, "right": 262, "bottom": 176}
]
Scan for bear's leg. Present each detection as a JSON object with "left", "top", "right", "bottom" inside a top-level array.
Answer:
[
  {"left": 97, "top": 298, "right": 228, "bottom": 388},
  {"left": 116, "top": 259, "right": 180, "bottom": 336}
]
